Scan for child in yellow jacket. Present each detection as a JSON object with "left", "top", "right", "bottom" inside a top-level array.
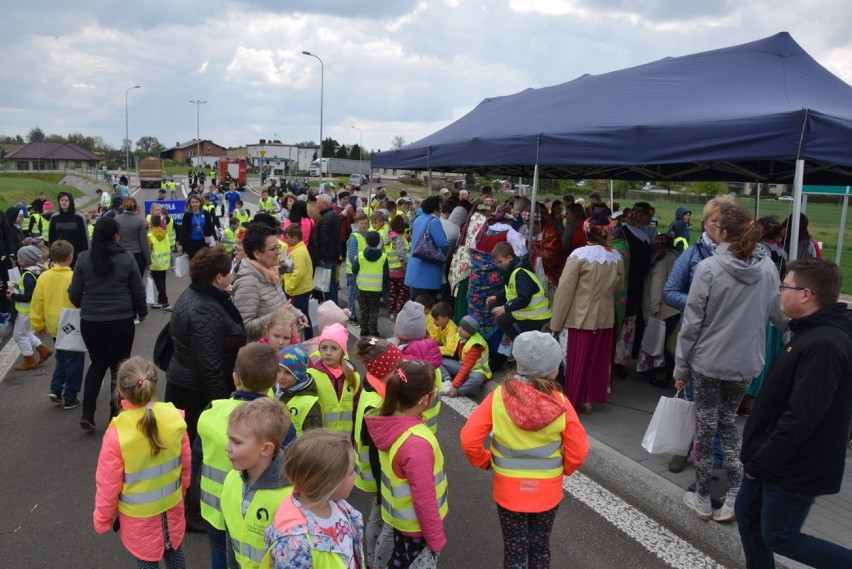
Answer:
[
  {"left": 427, "top": 301, "right": 459, "bottom": 358},
  {"left": 282, "top": 224, "right": 314, "bottom": 339}
]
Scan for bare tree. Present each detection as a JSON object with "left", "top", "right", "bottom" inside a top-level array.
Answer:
[{"left": 391, "top": 135, "right": 406, "bottom": 149}]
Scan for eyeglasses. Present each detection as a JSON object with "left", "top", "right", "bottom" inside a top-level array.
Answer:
[
  {"left": 779, "top": 284, "right": 807, "bottom": 293},
  {"left": 262, "top": 244, "right": 282, "bottom": 253}
]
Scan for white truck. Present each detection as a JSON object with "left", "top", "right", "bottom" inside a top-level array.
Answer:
[{"left": 309, "top": 158, "right": 372, "bottom": 177}]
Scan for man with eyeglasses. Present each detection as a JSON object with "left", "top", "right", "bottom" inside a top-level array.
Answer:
[{"left": 736, "top": 258, "right": 852, "bottom": 568}]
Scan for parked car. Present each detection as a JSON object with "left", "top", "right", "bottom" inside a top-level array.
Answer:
[
  {"left": 776, "top": 195, "right": 794, "bottom": 201},
  {"left": 348, "top": 174, "right": 367, "bottom": 187},
  {"left": 371, "top": 174, "right": 382, "bottom": 183}
]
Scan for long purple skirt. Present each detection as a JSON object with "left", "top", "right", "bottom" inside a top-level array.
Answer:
[{"left": 561, "top": 327, "right": 615, "bottom": 407}]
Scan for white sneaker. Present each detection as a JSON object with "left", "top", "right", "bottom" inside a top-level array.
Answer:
[
  {"left": 712, "top": 503, "right": 736, "bottom": 523},
  {"left": 683, "top": 491, "right": 712, "bottom": 521}
]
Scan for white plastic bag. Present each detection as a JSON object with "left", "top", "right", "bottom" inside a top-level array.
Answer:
[
  {"left": 146, "top": 276, "right": 156, "bottom": 305},
  {"left": 55, "top": 307, "right": 87, "bottom": 352},
  {"left": 640, "top": 316, "right": 666, "bottom": 358},
  {"left": 641, "top": 389, "right": 695, "bottom": 455},
  {"left": 312, "top": 266, "right": 332, "bottom": 293},
  {"left": 175, "top": 255, "right": 189, "bottom": 278}
]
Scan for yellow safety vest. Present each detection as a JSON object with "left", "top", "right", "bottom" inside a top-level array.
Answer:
[
  {"left": 260, "top": 197, "right": 276, "bottom": 213},
  {"left": 197, "top": 398, "right": 243, "bottom": 529},
  {"left": 356, "top": 251, "right": 385, "bottom": 292},
  {"left": 222, "top": 228, "right": 237, "bottom": 254},
  {"left": 353, "top": 390, "right": 383, "bottom": 493},
  {"left": 88, "top": 223, "right": 94, "bottom": 241},
  {"left": 221, "top": 470, "right": 293, "bottom": 569},
  {"left": 285, "top": 394, "right": 320, "bottom": 437},
  {"left": 14, "top": 271, "right": 36, "bottom": 315},
  {"left": 26, "top": 213, "right": 43, "bottom": 239},
  {"left": 203, "top": 204, "right": 217, "bottom": 219},
  {"left": 379, "top": 423, "right": 448, "bottom": 532},
  {"left": 148, "top": 232, "right": 171, "bottom": 271},
  {"left": 421, "top": 369, "right": 443, "bottom": 434},
  {"left": 490, "top": 386, "right": 566, "bottom": 479},
  {"left": 506, "top": 267, "right": 552, "bottom": 321},
  {"left": 674, "top": 236, "right": 689, "bottom": 250},
  {"left": 114, "top": 402, "right": 186, "bottom": 518},
  {"left": 309, "top": 366, "right": 361, "bottom": 434},
  {"left": 235, "top": 209, "right": 251, "bottom": 226},
  {"left": 167, "top": 181, "right": 176, "bottom": 194},
  {"left": 346, "top": 232, "right": 367, "bottom": 275},
  {"left": 383, "top": 234, "right": 409, "bottom": 272},
  {"left": 460, "top": 332, "right": 492, "bottom": 379}
]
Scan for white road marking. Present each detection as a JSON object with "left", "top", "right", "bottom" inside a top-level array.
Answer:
[
  {"left": 441, "top": 395, "right": 728, "bottom": 569},
  {"left": 0, "top": 337, "right": 22, "bottom": 386}
]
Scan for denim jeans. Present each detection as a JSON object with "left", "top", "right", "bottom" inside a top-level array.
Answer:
[
  {"left": 50, "top": 347, "right": 85, "bottom": 404},
  {"left": 205, "top": 523, "right": 227, "bottom": 569},
  {"left": 290, "top": 292, "right": 313, "bottom": 340},
  {"left": 440, "top": 357, "right": 485, "bottom": 395},
  {"left": 735, "top": 476, "right": 852, "bottom": 568},
  {"left": 346, "top": 273, "right": 358, "bottom": 319}
]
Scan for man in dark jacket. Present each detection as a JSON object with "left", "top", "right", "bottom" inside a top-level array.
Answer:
[
  {"left": 315, "top": 194, "right": 341, "bottom": 304},
  {"left": 736, "top": 258, "right": 852, "bottom": 568},
  {"left": 48, "top": 192, "right": 88, "bottom": 266}
]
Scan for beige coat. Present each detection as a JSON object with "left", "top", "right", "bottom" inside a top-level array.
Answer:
[
  {"left": 642, "top": 250, "right": 681, "bottom": 322},
  {"left": 550, "top": 245, "right": 624, "bottom": 331}
]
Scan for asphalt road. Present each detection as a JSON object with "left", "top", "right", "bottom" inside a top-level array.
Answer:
[{"left": 0, "top": 185, "right": 733, "bottom": 568}]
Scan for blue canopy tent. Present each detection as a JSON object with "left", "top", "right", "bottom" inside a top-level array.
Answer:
[{"left": 373, "top": 32, "right": 852, "bottom": 257}]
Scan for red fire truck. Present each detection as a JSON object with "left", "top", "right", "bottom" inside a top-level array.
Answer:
[{"left": 218, "top": 157, "right": 247, "bottom": 189}]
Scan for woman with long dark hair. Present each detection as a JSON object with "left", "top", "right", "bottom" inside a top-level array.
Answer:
[{"left": 69, "top": 217, "right": 146, "bottom": 431}]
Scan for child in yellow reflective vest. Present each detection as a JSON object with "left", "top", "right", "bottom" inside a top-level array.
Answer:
[
  {"left": 147, "top": 214, "right": 172, "bottom": 309},
  {"left": 440, "top": 315, "right": 492, "bottom": 398},
  {"left": 93, "top": 357, "right": 190, "bottom": 569},
  {"left": 261, "top": 429, "right": 366, "bottom": 568},
  {"left": 7, "top": 245, "right": 51, "bottom": 371},
  {"left": 277, "top": 345, "right": 322, "bottom": 437},
  {"left": 307, "top": 323, "right": 361, "bottom": 435},
  {"left": 385, "top": 215, "right": 410, "bottom": 318},
  {"left": 365, "top": 359, "right": 446, "bottom": 568},
  {"left": 221, "top": 398, "right": 293, "bottom": 569}
]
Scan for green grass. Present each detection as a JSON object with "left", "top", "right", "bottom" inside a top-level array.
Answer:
[{"left": 0, "top": 174, "right": 83, "bottom": 211}]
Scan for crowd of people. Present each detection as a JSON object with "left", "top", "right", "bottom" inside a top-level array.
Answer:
[{"left": 2, "top": 178, "right": 851, "bottom": 569}]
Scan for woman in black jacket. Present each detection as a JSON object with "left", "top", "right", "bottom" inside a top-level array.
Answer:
[
  {"left": 0, "top": 210, "right": 21, "bottom": 331},
  {"left": 69, "top": 217, "right": 147, "bottom": 430},
  {"left": 165, "top": 246, "right": 246, "bottom": 442},
  {"left": 177, "top": 194, "right": 216, "bottom": 260}
]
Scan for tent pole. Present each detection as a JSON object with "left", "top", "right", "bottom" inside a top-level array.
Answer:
[
  {"left": 837, "top": 192, "right": 848, "bottom": 266},
  {"left": 528, "top": 136, "right": 541, "bottom": 256},
  {"left": 790, "top": 159, "right": 804, "bottom": 260},
  {"left": 427, "top": 148, "right": 432, "bottom": 196},
  {"left": 609, "top": 180, "right": 614, "bottom": 210},
  {"left": 755, "top": 183, "right": 760, "bottom": 219}
]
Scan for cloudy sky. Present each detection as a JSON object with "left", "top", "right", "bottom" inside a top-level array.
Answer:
[{"left": 2, "top": 0, "right": 851, "bottom": 154}]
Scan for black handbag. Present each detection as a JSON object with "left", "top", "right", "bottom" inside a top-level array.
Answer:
[{"left": 411, "top": 218, "right": 447, "bottom": 263}]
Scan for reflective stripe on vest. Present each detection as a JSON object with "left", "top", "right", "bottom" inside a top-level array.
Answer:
[
  {"left": 14, "top": 271, "right": 35, "bottom": 315},
  {"left": 310, "top": 366, "right": 360, "bottom": 434},
  {"left": 674, "top": 236, "right": 689, "bottom": 250},
  {"left": 379, "top": 423, "right": 448, "bottom": 532},
  {"left": 221, "top": 469, "right": 293, "bottom": 569},
  {"left": 420, "top": 369, "right": 442, "bottom": 434},
  {"left": 114, "top": 403, "right": 186, "bottom": 518},
  {"left": 285, "top": 394, "right": 320, "bottom": 437},
  {"left": 354, "top": 389, "right": 383, "bottom": 492},
  {"left": 149, "top": 232, "right": 171, "bottom": 271},
  {"left": 197, "top": 398, "right": 243, "bottom": 529},
  {"left": 460, "top": 332, "right": 492, "bottom": 379},
  {"left": 507, "top": 267, "right": 552, "bottom": 321},
  {"left": 356, "top": 251, "right": 385, "bottom": 292},
  {"left": 346, "top": 232, "right": 367, "bottom": 275},
  {"left": 490, "top": 386, "right": 566, "bottom": 479}
]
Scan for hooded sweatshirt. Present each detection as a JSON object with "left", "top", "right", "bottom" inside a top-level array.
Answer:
[
  {"left": 741, "top": 303, "right": 852, "bottom": 495},
  {"left": 47, "top": 192, "right": 88, "bottom": 264},
  {"left": 674, "top": 242, "right": 787, "bottom": 382},
  {"left": 460, "top": 377, "right": 589, "bottom": 512},
  {"left": 667, "top": 207, "right": 692, "bottom": 245},
  {"left": 365, "top": 413, "right": 447, "bottom": 551}
]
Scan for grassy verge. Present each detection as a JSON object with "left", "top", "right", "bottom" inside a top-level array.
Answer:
[{"left": 0, "top": 174, "right": 83, "bottom": 211}]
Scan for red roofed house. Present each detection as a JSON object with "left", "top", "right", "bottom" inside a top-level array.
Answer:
[{"left": 5, "top": 142, "right": 101, "bottom": 171}]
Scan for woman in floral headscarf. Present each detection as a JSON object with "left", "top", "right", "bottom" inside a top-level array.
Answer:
[
  {"left": 550, "top": 213, "right": 624, "bottom": 414},
  {"left": 448, "top": 198, "right": 495, "bottom": 323},
  {"left": 466, "top": 204, "right": 527, "bottom": 346}
]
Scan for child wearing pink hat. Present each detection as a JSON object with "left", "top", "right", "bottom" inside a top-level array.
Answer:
[{"left": 307, "top": 323, "right": 361, "bottom": 435}]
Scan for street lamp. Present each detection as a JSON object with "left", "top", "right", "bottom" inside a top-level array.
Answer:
[
  {"left": 302, "top": 51, "right": 324, "bottom": 177},
  {"left": 189, "top": 99, "right": 207, "bottom": 168},
  {"left": 125, "top": 85, "right": 141, "bottom": 170}
]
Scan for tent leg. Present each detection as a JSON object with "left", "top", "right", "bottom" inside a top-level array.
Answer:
[
  {"left": 529, "top": 164, "right": 539, "bottom": 256},
  {"left": 838, "top": 194, "right": 849, "bottom": 266},
  {"left": 754, "top": 183, "right": 760, "bottom": 219},
  {"left": 790, "top": 160, "right": 804, "bottom": 260}
]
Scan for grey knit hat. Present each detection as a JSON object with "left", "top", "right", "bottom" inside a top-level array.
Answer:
[
  {"left": 459, "top": 315, "right": 479, "bottom": 336},
  {"left": 394, "top": 301, "right": 426, "bottom": 341},
  {"left": 513, "top": 331, "right": 562, "bottom": 377},
  {"left": 17, "top": 245, "right": 42, "bottom": 267}
]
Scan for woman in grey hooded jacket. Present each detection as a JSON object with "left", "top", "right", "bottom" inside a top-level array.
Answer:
[{"left": 675, "top": 202, "right": 787, "bottom": 524}]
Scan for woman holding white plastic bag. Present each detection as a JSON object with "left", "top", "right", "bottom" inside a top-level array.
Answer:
[{"left": 675, "top": 203, "right": 787, "bottom": 523}]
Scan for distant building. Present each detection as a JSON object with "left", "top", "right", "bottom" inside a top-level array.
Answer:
[
  {"left": 4, "top": 142, "right": 101, "bottom": 171},
  {"left": 246, "top": 139, "right": 319, "bottom": 175},
  {"left": 161, "top": 139, "right": 227, "bottom": 165}
]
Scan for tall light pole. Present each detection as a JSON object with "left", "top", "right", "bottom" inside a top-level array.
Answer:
[
  {"left": 189, "top": 99, "right": 207, "bottom": 167},
  {"left": 125, "top": 85, "right": 141, "bottom": 170},
  {"left": 302, "top": 51, "right": 323, "bottom": 177}
]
